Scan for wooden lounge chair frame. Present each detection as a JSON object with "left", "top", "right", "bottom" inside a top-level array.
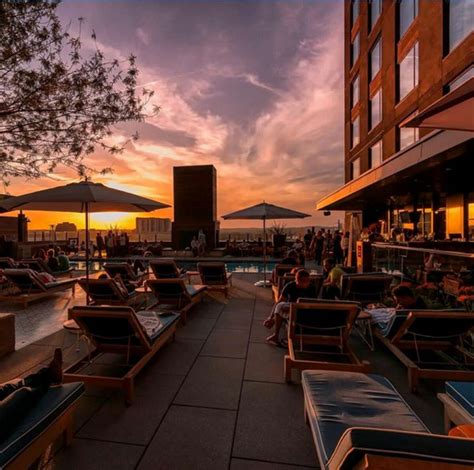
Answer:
[
  {"left": 0, "top": 257, "right": 17, "bottom": 270},
  {"left": 63, "top": 306, "right": 179, "bottom": 404},
  {"left": 104, "top": 262, "right": 147, "bottom": 286},
  {"left": 274, "top": 273, "right": 324, "bottom": 302},
  {"left": 285, "top": 301, "right": 370, "bottom": 382},
  {"left": 4, "top": 392, "right": 80, "bottom": 470},
  {"left": 150, "top": 259, "right": 186, "bottom": 280},
  {"left": 146, "top": 278, "right": 207, "bottom": 324},
  {"left": 78, "top": 278, "right": 139, "bottom": 306},
  {"left": 271, "top": 264, "right": 295, "bottom": 300},
  {"left": 197, "top": 262, "right": 232, "bottom": 298},
  {"left": 0, "top": 269, "right": 76, "bottom": 308},
  {"left": 375, "top": 311, "right": 474, "bottom": 392},
  {"left": 341, "top": 273, "right": 393, "bottom": 305}
]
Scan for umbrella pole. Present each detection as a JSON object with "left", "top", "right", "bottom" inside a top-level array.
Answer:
[
  {"left": 85, "top": 203, "right": 90, "bottom": 305},
  {"left": 263, "top": 217, "right": 267, "bottom": 286}
]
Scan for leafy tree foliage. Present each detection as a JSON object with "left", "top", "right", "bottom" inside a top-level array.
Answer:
[{"left": 0, "top": 0, "right": 155, "bottom": 185}]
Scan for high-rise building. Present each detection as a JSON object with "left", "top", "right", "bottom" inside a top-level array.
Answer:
[
  {"left": 317, "top": 0, "right": 473, "bottom": 240},
  {"left": 136, "top": 217, "right": 171, "bottom": 234},
  {"left": 172, "top": 165, "right": 219, "bottom": 249}
]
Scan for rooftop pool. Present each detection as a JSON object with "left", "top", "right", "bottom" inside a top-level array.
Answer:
[{"left": 70, "top": 260, "right": 277, "bottom": 273}]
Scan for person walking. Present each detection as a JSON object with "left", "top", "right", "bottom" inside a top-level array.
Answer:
[
  {"left": 333, "top": 231, "right": 343, "bottom": 265},
  {"left": 96, "top": 232, "right": 105, "bottom": 258},
  {"left": 198, "top": 229, "right": 206, "bottom": 256},
  {"left": 341, "top": 231, "right": 350, "bottom": 266}
]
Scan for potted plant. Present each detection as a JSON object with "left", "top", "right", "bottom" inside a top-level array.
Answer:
[{"left": 270, "top": 223, "right": 287, "bottom": 249}]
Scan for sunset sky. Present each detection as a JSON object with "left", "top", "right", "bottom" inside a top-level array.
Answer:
[{"left": 10, "top": 0, "right": 345, "bottom": 230}]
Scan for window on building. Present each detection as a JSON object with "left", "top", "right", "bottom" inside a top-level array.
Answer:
[
  {"left": 351, "top": 74, "right": 360, "bottom": 108},
  {"left": 370, "top": 37, "right": 382, "bottom": 81},
  {"left": 351, "top": 116, "right": 360, "bottom": 148},
  {"left": 369, "top": 0, "right": 382, "bottom": 30},
  {"left": 369, "top": 140, "right": 382, "bottom": 169},
  {"left": 398, "top": 126, "right": 419, "bottom": 150},
  {"left": 351, "top": 157, "right": 360, "bottom": 179},
  {"left": 399, "top": 0, "right": 418, "bottom": 39},
  {"left": 351, "top": 32, "right": 360, "bottom": 67},
  {"left": 351, "top": 0, "right": 360, "bottom": 27},
  {"left": 370, "top": 88, "right": 382, "bottom": 129},
  {"left": 448, "top": 66, "right": 474, "bottom": 91},
  {"left": 416, "top": 210, "right": 432, "bottom": 236},
  {"left": 398, "top": 42, "right": 419, "bottom": 101},
  {"left": 448, "top": 0, "right": 474, "bottom": 52}
]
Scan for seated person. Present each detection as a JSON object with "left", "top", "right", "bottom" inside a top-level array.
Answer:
[
  {"left": 392, "top": 285, "right": 427, "bottom": 310},
  {"left": 57, "top": 251, "right": 71, "bottom": 272},
  {"left": 263, "top": 269, "right": 318, "bottom": 346},
  {"left": 46, "top": 249, "right": 59, "bottom": 272},
  {"left": 0, "top": 349, "right": 62, "bottom": 442},
  {"left": 127, "top": 258, "right": 146, "bottom": 276},
  {"left": 281, "top": 250, "right": 299, "bottom": 266},
  {"left": 321, "top": 257, "right": 344, "bottom": 300},
  {"left": 33, "top": 248, "right": 47, "bottom": 261},
  {"left": 292, "top": 238, "right": 304, "bottom": 251}
]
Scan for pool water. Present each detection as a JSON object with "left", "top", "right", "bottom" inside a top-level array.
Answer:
[{"left": 70, "top": 260, "right": 277, "bottom": 273}]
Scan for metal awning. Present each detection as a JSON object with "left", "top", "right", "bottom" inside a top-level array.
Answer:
[
  {"left": 316, "top": 130, "right": 473, "bottom": 211},
  {"left": 401, "top": 77, "right": 474, "bottom": 131}
]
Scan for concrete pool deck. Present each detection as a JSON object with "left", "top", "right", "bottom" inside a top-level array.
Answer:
[{"left": 0, "top": 272, "right": 447, "bottom": 469}]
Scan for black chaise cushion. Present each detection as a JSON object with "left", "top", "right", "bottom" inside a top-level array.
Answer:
[
  {"left": 302, "top": 370, "right": 428, "bottom": 469},
  {"left": 0, "top": 382, "right": 84, "bottom": 467}
]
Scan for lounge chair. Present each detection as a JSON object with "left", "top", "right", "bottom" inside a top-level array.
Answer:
[
  {"left": 284, "top": 300, "right": 370, "bottom": 382},
  {"left": 0, "top": 269, "right": 76, "bottom": 308},
  {"left": 103, "top": 262, "right": 147, "bottom": 286},
  {"left": 374, "top": 310, "right": 474, "bottom": 392},
  {"left": 0, "top": 381, "right": 84, "bottom": 469},
  {"left": 21, "top": 258, "right": 74, "bottom": 278},
  {"left": 302, "top": 370, "right": 474, "bottom": 470},
  {"left": 340, "top": 273, "right": 393, "bottom": 305},
  {"left": 438, "top": 381, "right": 474, "bottom": 433},
  {"left": 150, "top": 259, "right": 187, "bottom": 280},
  {"left": 78, "top": 278, "right": 139, "bottom": 306},
  {"left": 271, "top": 264, "right": 295, "bottom": 300},
  {"left": 0, "top": 257, "right": 17, "bottom": 270},
  {"left": 146, "top": 279, "right": 207, "bottom": 324},
  {"left": 197, "top": 262, "right": 232, "bottom": 297},
  {"left": 63, "top": 306, "right": 180, "bottom": 404},
  {"left": 274, "top": 273, "right": 324, "bottom": 301}
]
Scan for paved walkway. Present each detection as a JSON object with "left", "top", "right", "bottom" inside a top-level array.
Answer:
[{"left": 1, "top": 273, "right": 446, "bottom": 469}]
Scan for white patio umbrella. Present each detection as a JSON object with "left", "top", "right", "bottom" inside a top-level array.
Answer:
[
  {"left": 0, "top": 180, "right": 170, "bottom": 301},
  {"left": 222, "top": 202, "right": 311, "bottom": 287}
]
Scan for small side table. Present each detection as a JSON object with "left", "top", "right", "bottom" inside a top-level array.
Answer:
[
  {"left": 63, "top": 319, "right": 83, "bottom": 353},
  {"left": 354, "top": 310, "right": 374, "bottom": 351},
  {"left": 437, "top": 392, "right": 474, "bottom": 434}
]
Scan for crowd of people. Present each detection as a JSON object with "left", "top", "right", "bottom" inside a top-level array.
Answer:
[
  {"left": 264, "top": 262, "right": 425, "bottom": 347},
  {"left": 190, "top": 229, "right": 207, "bottom": 257},
  {"left": 32, "top": 247, "right": 71, "bottom": 273},
  {"left": 95, "top": 231, "right": 130, "bottom": 258},
  {"left": 299, "top": 228, "right": 350, "bottom": 266}
]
